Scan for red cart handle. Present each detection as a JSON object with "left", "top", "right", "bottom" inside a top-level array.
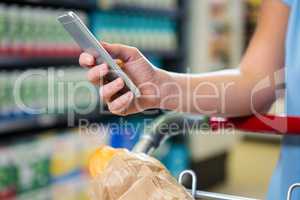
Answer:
[{"left": 209, "top": 115, "right": 300, "bottom": 135}]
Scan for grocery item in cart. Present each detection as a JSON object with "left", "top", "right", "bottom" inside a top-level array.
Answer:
[{"left": 89, "top": 146, "right": 193, "bottom": 200}]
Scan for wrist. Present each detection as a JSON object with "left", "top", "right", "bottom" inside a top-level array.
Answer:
[{"left": 155, "top": 69, "right": 181, "bottom": 111}]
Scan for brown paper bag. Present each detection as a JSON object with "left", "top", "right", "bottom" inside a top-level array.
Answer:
[{"left": 90, "top": 151, "right": 193, "bottom": 200}]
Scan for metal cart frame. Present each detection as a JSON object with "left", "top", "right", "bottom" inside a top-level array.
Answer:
[
  {"left": 133, "top": 112, "right": 300, "bottom": 200},
  {"left": 178, "top": 170, "right": 300, "bottom": 200}
]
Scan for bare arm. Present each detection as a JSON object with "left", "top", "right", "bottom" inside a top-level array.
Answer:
[
  {"left": 79, "top": 0, "right": 289, "bottom": 116},
  {"left": 159, "top": 0, "right": 289, "bottom": 117}
]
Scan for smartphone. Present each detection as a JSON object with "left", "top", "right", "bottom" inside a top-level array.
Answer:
[{"left": 57, "top": 11, "right": 141, "bottom": 97}]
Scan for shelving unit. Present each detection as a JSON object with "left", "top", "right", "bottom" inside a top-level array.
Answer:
[
  {"left": 0, "top": 56, "right": 79, "bottom": 70},
  {"left": 1, "top": 0, "right": 96, "bottom": 11},
  {"left": 0, "top": 1, "right": 188, "bottom": 199},
  {"left": 0, "top": 0, "right": 188, "bottom": 136},
  {"left": 188, "top": 0, "right": 244, "bottom": 72},
  {"left": 0, "top": 50, "right": 181, "bottom": 70},
  {"left": 0, "top": 111, "right": 116, "bottom": 139},
  {"left": 108, "top": 4, "right": 182, "bottom": 19},
  {"left": 1, "top": 0, "right": 181, "bottom": 17},
  {"left": 0, "top": 2, "right": 189, "bottom": 187}
]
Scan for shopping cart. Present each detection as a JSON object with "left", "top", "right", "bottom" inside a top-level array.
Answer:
[{"left": 133, "top": 112, "right": 300, "bottom": 200}]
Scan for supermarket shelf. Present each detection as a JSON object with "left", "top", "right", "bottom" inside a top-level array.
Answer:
[
  {"left": 0, "top": 51, "right": 180, "bottom": 70},
  {"left": 0, "top": 56, "right": 79, "bottom": 70},
  {"left": 0, "top": 115, "right": 59, "bottom": 135},
  {"left": 143, "top": 50, "right": 182, "bottom": 60},
  {"left": 1, "top": 1, "right": 181, "bottom": 18},
  {"left": 0, "top": 109, "right": 162, "bottom": 138},
  {"left": 108, "top": 4, "right": 182, "bottom": 19},
  {"left": 0, "top": 111, "right": 114, "bottom": 137},
  {"left": 1, "top": 0, "right": 96, "bottom": 11},
  {"left": 0, "top": 0, "right": 187, "bottom": 138}
]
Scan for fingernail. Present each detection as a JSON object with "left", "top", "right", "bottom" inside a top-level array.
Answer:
[{"left": 86, "top": 56, "right": 93, "bottom": 65}]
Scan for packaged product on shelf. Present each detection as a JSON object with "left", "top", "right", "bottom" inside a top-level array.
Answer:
[
  {"left": 0, "top": 4, "right": 86, "bottom": 57},
  {"left": 0, "top": 128, "right": 109, "bottom": 199},
  {"left": 0, "top": 71, "right": 23, "bottom": 117},
  {"left": 49, "top": 128, "right": 103, "bottom": 178},
  {"left": 0, "top": 67, "right": 100, "bottom": 122},
  {"left": 109, "top": 115, "right": 157, "bottom": 151},
  {"left": 50, "top": 131, "right": 82, "bottom": 180},
  {"left": 109, "top": 117, "right": 142, "bottom": 150},
  {"left": 78, "top": 126, "right": 109, "bottom": 170},
  {"left": 0, "top": 126, "right": 114, "bottom": 199},
  {"left": 12, "top": 140, "right": 51, "bottom": 193},
  {"left": 0, "top": 73, "right": 8, "bottom": 117},
  {"left": 52, "top": 174, "right": 89, "bottom": 200},
  {"left": 19, "top": 7, "right": 34, "bottom": 56},
  {"left": 0, "top": 5, "right": 6, "bottom": 54},
  {"left": 17, "top": 186, "right": 52, "bottom": 200},
  {"left": 7, "top": 6, "right": 22, "bottom": 55},
  {"left": 90, "top": 12, "right": 178, "bottom": 53},
  {"left": 62, "top": 68, "right": 99, "bottom": 111},
  {"left": 0, "top": 147, "right": 17, "bottom": 199},
  {"left": 9, "top": 69, "right": 44, "bottom": 115},
  {"left": 98, "top": 0, "right": 177, "bottom": 10},
  {"left": 49, "top": 128, "right": 108, "bottom": 199}
]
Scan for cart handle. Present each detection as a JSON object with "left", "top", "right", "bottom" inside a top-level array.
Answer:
[
  {"left": 134, "top": 113, "right": 300, "bottom": 155},
  {"left": 209, "top": 114, "right": 300, "bottom": 135}
]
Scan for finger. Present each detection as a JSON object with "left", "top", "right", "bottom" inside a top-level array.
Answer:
[
  {"left": 100, "top": 78, "right": 125, "bottom": 101},
  {"left": 101, "top": 42, "right": 140, "bottom": 62},
  {"left": 108, "top": 91, "right": 134, "bottom": 114},
  {"left": 79, "top": 52, "right": 95, "bottom": 68},
  {"left": 87, "top": 64, "right": 109, "bottom": 85}
]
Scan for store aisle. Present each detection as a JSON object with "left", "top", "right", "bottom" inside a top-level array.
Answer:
[{"left": 212, "top": 139, "right": 281, "bottom": 199}]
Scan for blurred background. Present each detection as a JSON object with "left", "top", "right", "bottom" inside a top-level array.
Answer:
[{"left": 0, "top": 0, "right": 283, "bottom": 199}]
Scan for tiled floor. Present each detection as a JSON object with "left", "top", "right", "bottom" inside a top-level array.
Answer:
[{"left": 210, "top": 139, "right": 281, "bottom": 199}]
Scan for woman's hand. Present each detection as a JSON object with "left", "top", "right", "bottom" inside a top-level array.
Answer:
[{"left": 79, "top": 42, "right": 168, "bottom": 115}]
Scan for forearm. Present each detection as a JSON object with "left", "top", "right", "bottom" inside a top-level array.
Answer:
[
  {"left": 157, "top": 68, "right": 277, "bottom": 117},
  {"left": 153, "top": 0, "right": 288, "bottom": 117}
]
